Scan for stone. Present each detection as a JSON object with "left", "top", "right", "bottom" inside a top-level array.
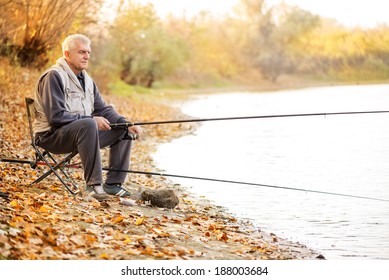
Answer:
[{"left": 140, "top": 189, "right": 179, "bottom": 209}]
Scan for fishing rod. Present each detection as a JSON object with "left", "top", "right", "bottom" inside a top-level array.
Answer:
[
  {"left": 102, "top": 167, "right": 389, "bottom": 203},
  {"left": 0, "top": 158, "right": 81, "bottom": 168},
  {"left": 2, "top": 158, "right": 387, "bottom": 202},
  {"left": 109, "top": 109, "right": 389, "bottom": 128}
]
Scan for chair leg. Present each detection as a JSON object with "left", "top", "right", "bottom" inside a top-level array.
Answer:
[
  {"left": 30, "top": 148, "right": 79, "bottom": 195},
  {"left": 45, "top": 151, "right": 79, "bottom": 191}
]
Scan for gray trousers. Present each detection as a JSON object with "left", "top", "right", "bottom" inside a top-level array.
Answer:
[{"left": 36, "top": 118, "right": 132, "bottom": 186}]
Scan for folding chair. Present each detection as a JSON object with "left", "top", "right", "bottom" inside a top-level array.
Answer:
[{"left": 25, "top": 97, "right": 80, "bottom": 195}]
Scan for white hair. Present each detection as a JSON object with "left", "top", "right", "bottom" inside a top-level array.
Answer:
[{"left": 62, "top": 34, "right": 91, "bottom": 55}]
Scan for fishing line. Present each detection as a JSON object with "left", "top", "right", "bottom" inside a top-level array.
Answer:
[
  {"left": 1, "top": 158, "right": 388, "bottom": 202},
  {"left": 109, "top": 110, "right": 389, "bottom": 127}
]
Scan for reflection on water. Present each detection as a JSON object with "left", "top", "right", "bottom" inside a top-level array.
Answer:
[{"left": 153, "top": 85, "right": 389, "bottom": 259}]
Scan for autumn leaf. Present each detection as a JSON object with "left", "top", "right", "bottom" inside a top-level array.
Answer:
[
  {"left": 235, "top": 250, "right": 244, "bottom": 256},
  {"left": 83, "top": 234, "right": 98, "bottom": 244},
  {"left": 140, "top": 246, "right": 153, "bottom": 255},
  {"left": 9, "top": 200, "right": 19, "bottom": 208},
  {"left": 170, "top": 217, "right": 182, "bottom": 224},
  {"left": 112, "top": 215, "right": 124, "bottom": 224},
  {"left": 39, "top": 205, "right": 51, "bottom": 212},
  {"left": 123, "top": 237, "right": 132, "bottom": 244},
  {"left": 135, "top": 217, "right": 145, "bottom": 226},
  {"left": 152, "top": 228, "right": 170, "bottom": 238},
  {"left": 217, "top": 232, "right": 228, "bottom": 242},
  {"left": 100, "top": 253, "right": 110, "bottom": 259}
]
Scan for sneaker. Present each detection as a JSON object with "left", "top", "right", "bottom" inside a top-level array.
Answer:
[
  {"left": 103, "top": 183, "right": 131, "bottom": 197},
  {"left": 85, "top": 185, "right": 110, "bottom": 201}
]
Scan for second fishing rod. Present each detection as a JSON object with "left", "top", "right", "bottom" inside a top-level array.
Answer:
[
  {"left": 109, "top": 109, "right": 389, "bottom": 128},
  {"left": 2, "top": 158, "right": 387, "bottom": 202}
]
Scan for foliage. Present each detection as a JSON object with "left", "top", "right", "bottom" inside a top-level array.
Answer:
[
  {"left": 288, "top": 23, "right": 389, "bottom": 80},
  {"left": 107, "top": 2, "right": 189, "bottom": 88},
  {"left": 1, "top": 0, "right": 389, "bottom": 87},
  {"left": 0, "top": 0, "right": 103, "bottom": 68},
  {"left": 171, "top": 13, "right": 241, "bottom": 85},
  {"left": 233, "top": 0, "right": 321, "bottom": 81}
]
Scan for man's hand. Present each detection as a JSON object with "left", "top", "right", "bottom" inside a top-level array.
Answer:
[
  {"left": 93, "top": 116, "right": 111, "bottom": 130},
  {"left": 128, "top": 125, "right": 143, "bottom": 140}
]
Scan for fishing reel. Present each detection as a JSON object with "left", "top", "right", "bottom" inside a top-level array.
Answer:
[
  {"left": 108, "top": 126, "right": 138, "bottom": 148},
  {"left": 123, "top": 131, "right": 138, "bottom": 140}
]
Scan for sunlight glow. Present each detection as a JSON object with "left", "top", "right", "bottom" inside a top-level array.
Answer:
[
  {"left": 145, "top": 0, "right": 389, "bottom": 28},
  {"left": 267, "top": 0, "right": 389, "bottom": 28},
  {"left": 146, "top": 0, "right": 238, "bottom": 17}
]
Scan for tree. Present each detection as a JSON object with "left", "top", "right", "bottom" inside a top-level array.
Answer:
[
  {"left": 182, "top": 13, "right": 241, "bottom": 83},
  {"left": 234, "top": 0, "right": 320, "bottom": 81},
  {"left": 262, "top": 5, "right": 320, "bottom": 80},
  {"left": 0, "top": 0, "right": 103, "bottom": 67},
  {"left": 293, "top": 23, "right": 389, "bottom": 80},
  {"left": 109, "top": 2, "right": 189, "bottom": 88}
]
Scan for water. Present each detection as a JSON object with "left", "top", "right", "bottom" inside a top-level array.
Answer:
[{"left": 153, "top": 84, "right": 389, "bottom": 259}]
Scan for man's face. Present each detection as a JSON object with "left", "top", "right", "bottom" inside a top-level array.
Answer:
[{"left": 65, "top": 41, "right": 91, "bottom": 74}]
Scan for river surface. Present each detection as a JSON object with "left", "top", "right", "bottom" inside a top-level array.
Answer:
[{"left": 153, "top": 84, "right": 389, "bottom": 259}]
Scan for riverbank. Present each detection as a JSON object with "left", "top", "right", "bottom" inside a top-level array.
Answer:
[{"left": 0, "top": 60, "right": 323, "bottom": 260}]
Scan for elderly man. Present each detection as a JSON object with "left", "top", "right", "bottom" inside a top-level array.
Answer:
[{"left": 34, "top": 34, "right": 143, "bottom": 201}]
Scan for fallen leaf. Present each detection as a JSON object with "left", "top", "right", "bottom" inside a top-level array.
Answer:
[
  {"left": 152, "top": 228, "right": 170, "bottom": 238},
  {"left": 100, "top": 253, "right": 110, "bottom": 259},
  {"left": 10, "top": 200, "right": 18, "bottom": 208},
  {"left": 123, "top": 237, "right": 132, "bottom": 244},
  {"left": 112, "top": 215, "right": 124, "bottom": 223},
  {"left": 217, "top": 232, "right": 228, "bottom": 242},
  {"left": 170, "top": 217, "right": 182, "bottom": 224},
  {"left": 135, "top": 217, "right": 145, "bottom": 226},
  {"left": 140, "top": 246, "right": 153, "bottom": 255},
  {"left": 39, "top": 205, "right": 50, "bottom": 212}
]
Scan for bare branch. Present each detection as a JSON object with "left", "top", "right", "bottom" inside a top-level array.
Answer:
[{"left": 0, "top": 0, "right": 13, "bottom": 7}]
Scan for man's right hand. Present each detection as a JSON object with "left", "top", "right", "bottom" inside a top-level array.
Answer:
[{"left": 93, "top": 116, "right": 111, "bottom": 130}]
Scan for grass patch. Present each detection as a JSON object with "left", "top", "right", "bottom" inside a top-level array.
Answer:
[{"left": 108, "top": 79, "right": 156, "bottom": 97}]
